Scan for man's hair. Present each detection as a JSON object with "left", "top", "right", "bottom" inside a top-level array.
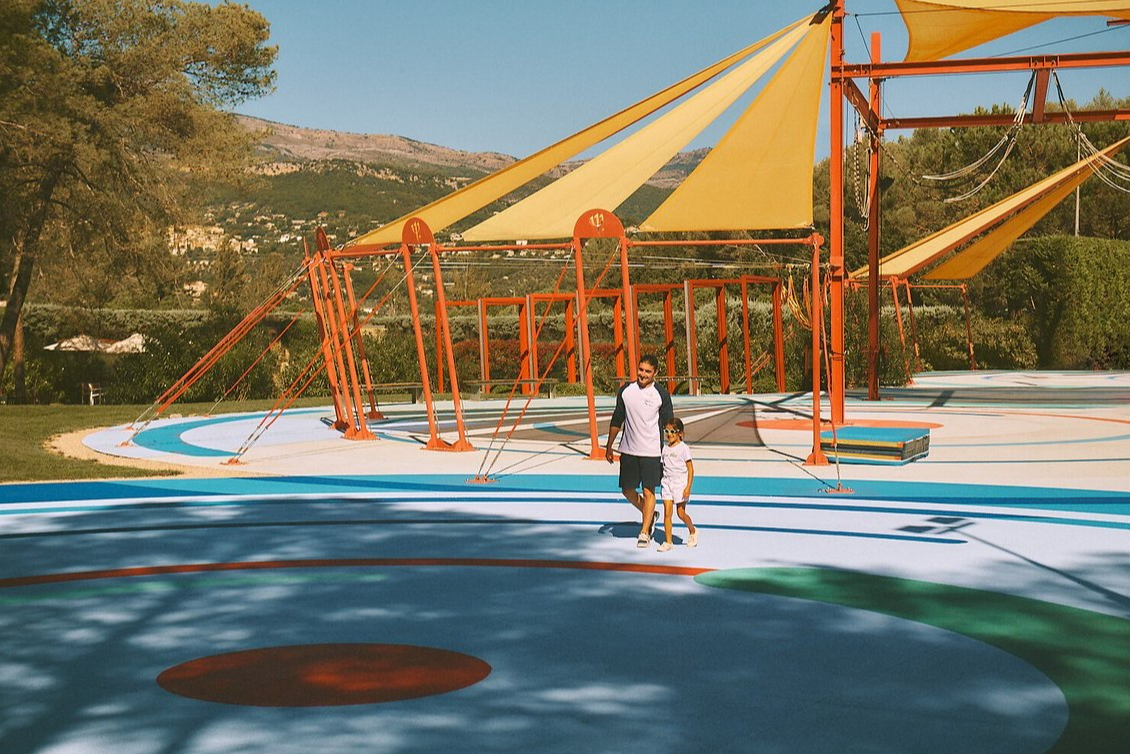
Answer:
[{"left": 639, "top": 354, "right": 660, "bottom": 370}]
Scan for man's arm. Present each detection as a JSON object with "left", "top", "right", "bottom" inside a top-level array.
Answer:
[
  {"left": 604, "top": 425, "right": 621, "bottom": 464},
  {"left": 606, "top": 384, "right": 628, "bottom": 463},
  {"left": 658, "top": 384, "right": 674, "bottom": 425}
]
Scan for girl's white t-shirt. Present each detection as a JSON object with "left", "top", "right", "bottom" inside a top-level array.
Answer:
[{"left": 661, "top": 442, "right": 692, "bottom": 501}]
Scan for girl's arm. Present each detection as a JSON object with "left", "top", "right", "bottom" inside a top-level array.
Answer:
[{"left": 683, "top": 459, "right": 694, "bottom": 500}]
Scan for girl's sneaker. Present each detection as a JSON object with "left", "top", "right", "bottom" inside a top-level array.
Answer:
[
  {"left": 688, "top": 531, "right": 699, "bottom": 547},
  {"left": 657, "top": 542, "right": 673, "bottom": 552}
]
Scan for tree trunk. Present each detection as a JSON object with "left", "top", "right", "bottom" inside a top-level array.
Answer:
[
  {"left": 12, "top": 316, "right": 25, "bottom": 403},
  {"left": 0, "top": 163, "right": 62, "bottom": 382}
]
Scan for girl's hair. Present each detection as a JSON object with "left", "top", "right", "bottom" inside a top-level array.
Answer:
[{"left": 665, "top": 417, "right": 684, "bottom": 433}]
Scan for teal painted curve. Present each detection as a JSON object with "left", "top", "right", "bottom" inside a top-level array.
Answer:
[{"left": 696, "top": 567, "right": 1130, "bottom": 753}]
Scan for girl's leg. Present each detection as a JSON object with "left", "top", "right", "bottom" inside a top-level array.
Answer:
[
  {"left": 656, "top": 499, "right": 675, "bottom": 551},
  {"left": 677, "top": 503, "right": 697, "bottom": 545}
]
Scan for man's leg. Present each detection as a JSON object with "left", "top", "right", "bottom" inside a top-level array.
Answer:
[
  {"left": 640, "top": 486, "right": 657, "bottom": 537},
  {"left": 622, "top": 487, "right": 642, "bottom": 512}
]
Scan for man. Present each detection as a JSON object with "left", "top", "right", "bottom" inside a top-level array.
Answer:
[{"left": 605, "top": 354, "right": 674, "bottom": 547}]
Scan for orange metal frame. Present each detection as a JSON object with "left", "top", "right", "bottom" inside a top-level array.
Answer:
[
  {"left": 436, "top": 294, "right": 577, "bottom": 395},
  {"left": 829, "top": 1, "right": 1130, "bottom": 413}
]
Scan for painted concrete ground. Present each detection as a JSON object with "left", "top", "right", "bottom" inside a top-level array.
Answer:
[{"left": 1, "top": 371, "right": 1128, "bottom": 753}]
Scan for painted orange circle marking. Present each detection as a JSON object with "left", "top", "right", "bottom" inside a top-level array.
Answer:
[{"left": 157, "top": 643, "right": 491, "bottom": 707}]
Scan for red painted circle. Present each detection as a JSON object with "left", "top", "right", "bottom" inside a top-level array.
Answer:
[{"left": 157, "top": 643, "right": 491, "bottom": 707}]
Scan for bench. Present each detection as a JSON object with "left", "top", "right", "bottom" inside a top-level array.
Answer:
[
  {"left": 370, "top": 382, "right": 425, "bottom": 404},
  {"left": 81, "top": 382, "right": 105, "bottom": 405},
  {"left": 468, "top": 378, "right": 559, "bottom": 399}
]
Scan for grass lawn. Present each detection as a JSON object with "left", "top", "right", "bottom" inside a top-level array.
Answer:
[{"left": 0, "top": 397, "right": 334, "bottom": 484}]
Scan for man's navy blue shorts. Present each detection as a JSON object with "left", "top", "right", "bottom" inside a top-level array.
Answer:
[{"left": 618, "top": 453, "right": 663, "bottom": 492}]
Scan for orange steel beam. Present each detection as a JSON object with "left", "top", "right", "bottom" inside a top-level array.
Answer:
[
  {"left": 903, "top": 278, "right": 923, "bottom": 374},
  {"left": 619, "top": 236, "right": 638, "bottom": 377},
  {"left": 312, "top": 254, "right": 356, "bottom": 433},
  {"left": 884, "top": 108, "right": 1130, "bottom": 130},
  {"left": 1032, "top": 68, "right": 1051, "bottom": 123},
  {"left": 806, "top": 236, "right": 829, "bottom": 466},
  {"left": 866, "top": 31, "right": 883, "bottom": 402},
  {"left": 426, "top": 236, "right": 474, "bottom": 451},
  {"left": 573, "top": 209, "right": 625, "bottom": 460},
  {"left": 840, "top": 50, "right": 1130, "bottom": 80},
  {"left": 683, "top": 280, "right": 700, "bottom": 396},
  {"left": 588, "top": 288, "right": 628, "bottom": 382},
  {"left": 741, "top": 279, "right": 752, "bottom": 394},
  {"left": 342, "top": 263, "right": 382, "bottom": 420},
  {"left": 479, "top": 299, "right": 490, "bottom": 382},
  {"left": 518, "top": 298, "right": 532, "bottom": 394},
  {"left": 771, "top": 280, "right": 785, "bottom": 392},
  {"left": 633, "top": 283, "right": 682, "bottom": 392},
  {"left": 889, "top": 277, "right": 913, "bottom": 384},
  {"left": 628, "top": 237, "right": 815, "bottom": 247},
  {"left": 331, "top": 241, "right": 571, "bottom": 259},
  {"left": 399, "top": 229, "right": 447, "bottom": 450},
  {"left": 326, "top": 258, "right": 375, "bottom": 440},
  {"left": 716, "top": 285, "right": 729, "bottom": 393},
  {"left": 303, "top": 254, "right": 346, "bottom": 431},
  {"left": 828, "top": 0, "right": 847, "bottom": 427},
  {"left": 564, "top": 298, "right": 577, "bottom": 382},
  {"left": 138, "top": 268, "right": 301, "bottom": 430}
]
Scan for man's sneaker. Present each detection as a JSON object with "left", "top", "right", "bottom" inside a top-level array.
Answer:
[
  {"left": 650, "top": 510, "right": 659, "bottom": 536},
  {"left": 687, "top": 530, "right": 699, "bottom": 547},
  {"left": 657, "top": 542, "right": 673, "bottom": 552},
  {"left": 636, "top": 533, "right": 650, "bottom": 548}
]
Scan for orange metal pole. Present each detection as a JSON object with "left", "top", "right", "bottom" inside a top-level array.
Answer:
[
  {"left": 434, "top": 299, "right": 445, "bottom": 394},
  {"left": 527, "top": 294, "right": 541, "bottom": 390},
  {"left": 565, "top": 299, "right": 577, "bottom": 382},
  {"left": 903, "top": 278, "right": 923, "bottom": 373},
  {"left": 741, "top": 279, "right": 752, "bottom": 394},
  {"left": 806, "top": 238, "right": 829, "bottom": 466},
  {"left": 867, "top": 31, "right": 884, "bottom": 402},
  {"left": 325, "top": 260, "right": 373, "bottom": 439},
  {"left": 889, "top": 277, "right": 913, "bottom": 384},
  {"left": 573, "top": 236, "right": 602, "bottom": 459},
  {"left": 518, "top": 299, "right": 532, "bottom": 396},
  {"left": 619, "top": 235, "right": 638, "bottom": 375},
  {"left": 312, "top": 255, "right": 354, "bottom": 432},
  {"left": 664, "top": 290, "right": 677, "bottom": 393},
  {"left": 613, "top": 294, "right": 626, "bottom": 381},
  {"left": 683, "top": 280, "right": 700, "bottom": 396},
  {"left": 427, "top": 241, "right": 474, "bottom": 451},
  {"left": 400, "top": 243, "right": 446, "bottom": 449},
  {"left": 479, "top": 298, "right": 490, "bottom": 383},
  {"left": 828, "top": 0, "right": 847, "bottom": 426},
  {"left": 341, "top": 262, "right": 382, "bottom": 421},
  {"left": 716, "top": 284, "right": 729, "bottom": 394},
  {"left": 772, "top": 280, "right": 786, "bottom": 392}
]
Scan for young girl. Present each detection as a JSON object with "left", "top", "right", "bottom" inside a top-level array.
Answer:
[{"left": 658, "top": 418, "right": 697, "bottom": 552}]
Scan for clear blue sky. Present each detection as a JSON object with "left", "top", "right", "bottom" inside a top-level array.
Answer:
[{"left": 234, "top": 0, "right": 1129, "bottom": 161}]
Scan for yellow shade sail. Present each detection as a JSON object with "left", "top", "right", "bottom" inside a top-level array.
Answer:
[
  {"left": 896, "top": 0, "right": 1130, "bottom": 62},
  {"left": 462, "top": 19, "right": 812, "bottom": 242},
  {"left": 641, "top": 14, "right": 830, "bottom": 233},
  {"left": 344, "top": 20, "right": 803, "bottom": 250},
  {"left": 851, "top": 135, "right": 1130, "bottom": 280},
  {"left": 922, "top": 177, "right": 1083, "bottom": 279}
]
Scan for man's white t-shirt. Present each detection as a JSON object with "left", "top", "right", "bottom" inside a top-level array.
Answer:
[{"left": 613, "top": 381, "right": 671, "bottom": 457}]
